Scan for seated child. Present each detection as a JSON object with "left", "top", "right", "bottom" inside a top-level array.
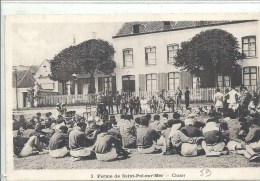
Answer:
[
  {"left": 48, "top": 125, "right": 69, "bottom": 158},
  {"left": 69, "top": 122, "right": 93, "bottom": 161},
  {"left": 203, "top": 118, "right": 226, "bottom": 156},
  {"left": 93, "top": 125, "right": 128, "bottom": 161},
  {"left": 137, "top": 116, "right": 160, "bottom": 154}
]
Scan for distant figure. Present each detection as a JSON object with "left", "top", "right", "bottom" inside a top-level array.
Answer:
[
  {"left": 185, "top": 87, "right": 190, "bottom": 110},
  {"left": 226, "top": 87, "right": 240, "bottom": 113},
  {"left": 175, "top": 86, "right": 182, "bottom": 109},
  {"left": 107, "top": 92, "right": 114, "bottom": 115},
  {"left": 213, "top": 88, "right": 224, "bottom": 114},
  {"left": 140, "top": 97, "right": 148, "bottom": 114},
  {"left": 114, "top": 91, "right": 122, "bottom": 114}
]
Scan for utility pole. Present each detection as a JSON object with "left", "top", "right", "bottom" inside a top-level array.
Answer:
[{"left": 15, "top": 69, "right": 18, "bottom": 110}]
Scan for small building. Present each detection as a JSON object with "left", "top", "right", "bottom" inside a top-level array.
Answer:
[
  {"left": 13, "top": 69, "right": 36, "bottom": 109},
  {"left": 34, "top": 59, "right": 63, "bottom": 94},
  {"left": 112, "top": 20, "right": 259, "bottom": 92}
]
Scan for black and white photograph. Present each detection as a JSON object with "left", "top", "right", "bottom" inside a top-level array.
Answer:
[{"left": 2, "top": 2, "right": 260, "bottom": 181}]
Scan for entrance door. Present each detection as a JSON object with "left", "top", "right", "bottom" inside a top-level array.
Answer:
[
  {"left": 122, "top": 75, "right": 135, "bottom": 92},
  {"left": 23, "top": 92, "right": 28, "bottom": 107}
]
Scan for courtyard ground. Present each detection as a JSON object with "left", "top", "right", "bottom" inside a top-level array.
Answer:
[{"left": 12, "top": 104, "right": 260, "bottom": 169}]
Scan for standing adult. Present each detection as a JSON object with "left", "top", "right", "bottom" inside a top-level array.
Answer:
[
  {"left": 107, "top": 92, "right": 114, "bottom": 115},
  {"left": 226, "top": 87, "right": 240, "bottom": 113},
  {"left": 185, "top": 87, "right": 190, "bottom": 110},
  {"left": 213, "top": 88, "right": 224, "bottom": 114},
  {"left": 114, "top": 91, "right": 122, "bottom": 114},
  {"left": 175, "top": 86, "right": 182, "bottom": 109},
  {"left": 134, "top": 97, "right": 141, "bottom": 115}
]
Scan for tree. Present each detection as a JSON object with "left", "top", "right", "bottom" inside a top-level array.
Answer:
[
  {"left": 174, "top": 29, "right": 244, "bottom": 87},
  {"left": 75, "top": 39, "right": 116, "bottom": 93},
  {"left": 50, "top": 39, "right": 116, "bottom": 94}
]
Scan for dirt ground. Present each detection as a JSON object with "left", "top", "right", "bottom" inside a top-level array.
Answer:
[
  {"left": 13, "top": 150, "right": 260, "bottom": 169},
  {"left": 12, "top": 104, "right": 260, "bottom": 169}
]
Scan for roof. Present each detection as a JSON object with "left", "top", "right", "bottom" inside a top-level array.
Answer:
[
  {"left": 113, "top": 20, "right": 257, "bottom": 38},
  {"left": 13, "top": 70, "right": 36, "bottom": 88},
  {"left": 34, "top": 59, "right": 52, "bottom": 75},
  {"left": 29, "top": 65, "right": 39, "bottom": 74},
  {"left": 45, "top": 59, "right": 52, "bottom": 64}
]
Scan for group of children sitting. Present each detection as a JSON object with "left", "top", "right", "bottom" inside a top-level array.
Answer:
[{"left": 13, "top": 105, "right": 260, "bottom": 162}]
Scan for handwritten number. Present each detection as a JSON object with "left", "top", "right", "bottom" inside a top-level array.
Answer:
[{"left": 200, "top": 168, "right": 211, "bottom": 177}]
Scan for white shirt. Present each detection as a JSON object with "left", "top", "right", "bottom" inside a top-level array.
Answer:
[
  {"left": 227, "top": 89, "right": 239, "bottom": 104},
  {"left": 214, "top": 92, "right": 224, "bottom": 107}
]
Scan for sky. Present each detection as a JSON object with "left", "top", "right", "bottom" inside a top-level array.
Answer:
[{"left": 11, "top": 22, "right": 123, "bottom": 66}]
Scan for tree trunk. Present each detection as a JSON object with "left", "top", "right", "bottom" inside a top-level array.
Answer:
[
  {"left": 215, "top": 69, "right": 218, "bottom": 88},
  {"left": 88, "top": 71, "right": 96, "bottom": 94}
]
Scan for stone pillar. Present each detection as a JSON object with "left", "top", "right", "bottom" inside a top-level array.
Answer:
[
  {"left": 75, "top": 81, "right": 78, "bottom": 96},
  {"left": 67, "top": 81, "right": 71, "bottom": 95}
]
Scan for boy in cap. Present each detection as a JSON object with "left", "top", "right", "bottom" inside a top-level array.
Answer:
[
  {"left": 69, "top": 122, "right": 93, "bottom": 161},
  {"left": 48, "top": 125, "right": 69, "bottom": 158}
]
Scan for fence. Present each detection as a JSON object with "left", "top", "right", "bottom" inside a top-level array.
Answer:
[
  {"left": 37, "top": 94, "right": 98, "bottom": 107},
  {"left": 37, "top": 86, "right": 259, "bottom": 107}
]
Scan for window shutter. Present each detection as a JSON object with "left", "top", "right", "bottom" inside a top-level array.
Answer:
[
  {"left": 158, "top": 73, "right": 167, "bottom": 90},
  {"left": 98, "top": 77, "right": 103, "bottom": 92},
  {"left": 139, "top": 74, "right": 146, "bottom": 91},
  {"left": 112, "top": 76, "right": 117, "bottom": 94},
  {"left": 180, "top": 71, "right": 192, "bottom": 89}
]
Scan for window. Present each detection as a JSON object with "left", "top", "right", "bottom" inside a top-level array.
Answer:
[
  {"left": 163, "top": 21, "right": 171, "bottom": 30},
  {"left": 197, "top": 21, "right": 207, "bottom": 26},
  {"left": 132, "top": 24, "right": 140, "bottom": 34},
  {"left": 168, "top": 72, "right": 179, "bottom": 90},
  {"left": 145, "top": 47, "right": 156, "bottom": 65},
  {"left": 242, "top": 36, "right": 256, "bottom": 57},
  {"left": 123, "top": 49, "right": 133, "bottom": 67},
  {"left": 167, "top": 44, "right": 179, "bottom": 63},
  {"left": 217, "top": 75, "right": 230, "bottom": 87},
  {"left": 193, "top": 77, "right": 200, "bottom": 89},
  {"left": 103, "top": 77, "right": 112, "bottom": 93},
  {"left": 244, "top": 67, "right": 257, "bottom": 86},
  {"left": 122, "top": 75, "right": 135, "bottom": 92},
  {"left": 146, "top": 74, "right": 157, "bottom": 91},
  {"left": 41, "top": 83, "right": 54, "bottom": 90}
]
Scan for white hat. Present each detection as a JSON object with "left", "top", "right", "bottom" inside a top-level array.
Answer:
[{"left": 184, "top": 118, "right": 194, "bottom": 126}]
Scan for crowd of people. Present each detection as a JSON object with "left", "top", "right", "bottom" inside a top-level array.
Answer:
[
  {"left": 96, "top": 87, "right": 187, "bottom": 117},
  {"left": 12, "top": 86, "right": 260, "bottom": 163}
]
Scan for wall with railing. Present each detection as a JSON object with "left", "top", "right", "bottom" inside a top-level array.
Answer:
[{"left": 36, "top": 86, "right": 259, "bottom": 107}]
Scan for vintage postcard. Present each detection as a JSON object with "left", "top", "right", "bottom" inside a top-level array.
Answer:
[{"left": 2, "top": 1, "right": 260, "bottom": 181}]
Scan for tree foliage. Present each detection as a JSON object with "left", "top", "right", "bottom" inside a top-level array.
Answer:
[
  {"left": 50, "top": 39, "right": 116, "bottom": 93},
  {"left": 174, "top": 29, "right": 244, "bottom": 87}
]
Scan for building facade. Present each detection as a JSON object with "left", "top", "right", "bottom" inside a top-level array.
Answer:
[
  {"left": 111, "top": 20, "right": 259, "bottom": 92},
  {"left": 34, "top": 59, "right": 63, "bottom": 94},
  {"left": 13, "top": 70, "right": 36, "bottom": 109}
]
